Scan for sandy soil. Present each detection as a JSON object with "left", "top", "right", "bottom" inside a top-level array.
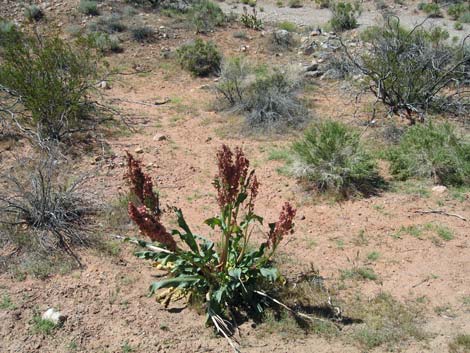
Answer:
[{"left": 0, "top": 1, "right": 469, "bottom": 352}]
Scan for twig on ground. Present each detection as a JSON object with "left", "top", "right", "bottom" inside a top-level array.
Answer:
[{"left": 414, "top": 209, "right": 467, "bottom": 221}]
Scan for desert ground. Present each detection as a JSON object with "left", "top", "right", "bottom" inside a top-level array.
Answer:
[{"left": 0, "top": 0, "right": 469, "bottom": 352}]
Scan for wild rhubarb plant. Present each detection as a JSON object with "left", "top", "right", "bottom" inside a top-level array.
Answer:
[{"left": 124, "top": 145, "right": 296, "bottom": 343}]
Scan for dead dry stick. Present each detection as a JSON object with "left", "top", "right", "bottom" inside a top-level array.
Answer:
[
  {"left": 254, "top": 290, "right": 341, "bottom": 328},
  {"left": 414, "top": 209, "right": 467, "bottom": 221},
  {"left": 112, "top": 234, "right": 173, "bottom": 254}
]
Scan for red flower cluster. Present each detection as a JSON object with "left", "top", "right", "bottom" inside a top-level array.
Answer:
[
  {"left": 125, "top": 151, "right": 158, "bottom": 212},
  {"left": 213, "top": 145, "right": 259, "bottom": 210},
  {"left": 125, "top": 152, "right": 176, "bottom": 251},
  {"left": 267, "top": 202, "right": 297, "bottom": 249},
  {"left": 128, "top": 203, "right": 177, "bottom": 251}
]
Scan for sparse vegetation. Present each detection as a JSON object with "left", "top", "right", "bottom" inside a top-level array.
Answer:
[
  {"left": 0, "top": 29, "right": 102, "bottom": 144},
  {"left": 189, "top": 0, "right": 226, "bottom": 33},
  {"left": 177, "top": 39, "right": 222, "bottom": 76},
  {"left": 31, "top": 314, "right": 57, "bottom": 335},
  {"left": 79, "top": 0, "right": 100, "bottom": 16},
  {"left": 0, "top": 154, "right": 96, "bottom": 265},
  {"left": 449, "top": 334, "right": 470, "bottom": 353},
  {"left": 346, "top": 19, "right": 470, "bottom": 122},
  {"left": 131, "top": 25, "right": 155, "bottom": 42},
  {"left": 240, "top": 6, "right": 264, "bottom": 30},
  {"left": 290, "top": 120, "right": 383, "bottom": 197},
  {"left": 387, "top": 123, "right": 470, "bottom": 186},
  {"left": 329, "top": 1, "right": 359, "bottom": 32},
  {"left": 24, "top": 5, "right": 44, "bottom": 22},
  {"left": 418, "top": 2, "right": 442, "bottom": 17},
  {"left": 215, "top": 57, "right": 309, "bottom": 132},
  {"left": 123, "top": 147, "right": 297, "bottom": 347},
  {"left": 349, "top": 293, "right": 425, "bottom": 349}
]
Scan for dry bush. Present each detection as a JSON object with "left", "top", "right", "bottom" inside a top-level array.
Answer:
[
  {"left": 342, "top": 17, "right": 470, "bottom": 123},
  {"left": 215, "top": 57, "right": 309, "bottom": 132},
  {"left": 0, "top": 153, "right": 97, "bottom": 265}
]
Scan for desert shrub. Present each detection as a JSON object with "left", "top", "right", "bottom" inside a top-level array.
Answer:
[
  {"left": 278, "top": 21, "right": 297, "bottom": 32},
  {"left": 79, "top": 0, "right": 100, "bottom": 16},
  {"left": 24, "top": 5, "right": 44, "bottom": 22},
  {"left": 0, "top": 30, "right": 101, "bottom": 144},
  {"left": 86, "top": 32, "right": 122, "bottom": 54},
  {"left": 189, "top": 0, "right": 226, "bottom": 33},
  {"left": 242, "top": 69, "right": 308, "bottom": 131},
  {"left": 240, "top": 6, "right": 264, "bottom": 30},
  {"left": 447, "top": 3, "right": 470, "bottom": 21},
  {"left": 215, "top": 57, "right": 309, "bottom": 131},
  {"left": 0, "top": 154, "right": 96, "bottom": 265},
  {"left": 131, "top": 25, "right": 155, "bottom": 42},
  {"left": 329, "top": 2, "right": 358, "bottom": 32},
  {"left": 459, "top": 11, "right": 470, "bottom": 23},
  {"left": 123, "top": 147, "right": 297, "bottom": 350},
  {"left": 289, "top": 0, "right": 303, "bottom": 8},
  {"left": 176, "top": 39, "right": 222, "bottom": 76},
  {"left": 90, "top": 14, "right": 127, "bottom": 33},
  {"left": 345, "top": 18, "right": 470, "bottom": 123},
  {"left": 290, "top": 120, "right": 383, "bottom": 196},
  {"left": 315, "top": 0, "right": 331, "bottom": 8},
  {"left": 418, "top": 2, "right": 442, "bottom": 17},
  {"left": 387, "top": 122, "right": 470, "bottom": 186}
]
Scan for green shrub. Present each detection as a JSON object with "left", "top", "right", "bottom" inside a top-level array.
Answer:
[
  {"left": 176, "top": 39, "right": 222, "bottom": 76},
  {"left": 240, "top": 6, "right": 264, "bottom": 30},
  {"left": 329, "top": 2, "right": 358, "bottom": 32},
  {"left": 291, "top": 120, "right": 383, "bottom": 196},
  {"left": 79, "top": 0, "right": 100, "bottom": 16},
  {"left": 289, "top": 0, "right": 303, "bottom": 8},
  {"left": 0, "top": 31, "right": 100, "bottom": 142},
  {"left": 278, "top": 20, "right": 297, "bottom": 32},
  {"left": 124, "top": 147, "right": 297, "bottom": 350},
  {"left": 131, "top": 26, "right": 155, "bottom": 42},
  {"left": 418, "top": 2, "right": 442, "bottom": 17},
  {"left": 215, "top": 57, "right": 309, "bottom": 132},
  {"left": 447, "top": 3, "right": 469, "bottom": 20},
  {"left": 388, "top": 123, "right": 470, "bottom": 186},
  {"left": 270, "top": 29, "right": 296, "bottom": 50},
  {"left": 24, "top": 5, "right": 44, "bottom": 22},
  {"left": 90, "top": 14, "right": 127, "bottom": 33},
  {"left": 459, "top": 11, "right": 470, "bottom": 23},
  {"left": 189, "top": 0, "right": 226, "bottom": 33},
  {"left": 454, "top": 21, "right": 463, "bottom": 30},
  {"left": 86, "top": 32, "right": 122, "bottom": 54}
]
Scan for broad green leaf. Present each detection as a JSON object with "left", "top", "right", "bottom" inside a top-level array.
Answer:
[
  {"left": 260, "top": 267, "right": 280, "bottom": 281},
  {"left": 149, "top": 275, "right": 202, "bottom": 295}
]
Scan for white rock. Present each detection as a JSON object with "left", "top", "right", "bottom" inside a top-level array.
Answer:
[
  {"left": 432, "top": 185, "right": 448, "bottom": 194},
  {"left": 134, "top": 148, "right": 144, "bottom": 154},
  {"left": 152, "top": 134, "right": 167, "bottom": 141},
  {"left": 42, "top": 308, "right": 67, "bottom": 325}
]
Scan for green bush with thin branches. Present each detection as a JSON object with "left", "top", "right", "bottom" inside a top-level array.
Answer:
[
  {"left": 177, "top": 39, "right": 222, "bottom": 76},
  {"left": 0, "top": 30, "right": 101, "bottom": 143},
  {"left": 387, "top": 122, "right": 470, "bottom": 186},
  {"left": 290, "top": 120, "right": 383, "bottom": 196}
]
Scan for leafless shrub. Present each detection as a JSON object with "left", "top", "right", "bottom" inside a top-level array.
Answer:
[
  {"left": 341, "top": 16, "right": 470, "bottom": 123},
  {"left": 0, "top": 152, "right": 97, "bottom": 265}
]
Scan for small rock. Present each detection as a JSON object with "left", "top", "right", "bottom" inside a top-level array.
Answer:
[
  {"left": 42, "top": 308, "right": 67, "bottom": 326},
  {"left": 134, "top": 148, "right": 144, "bottom": 154},
  {"left": 304, "top": 71, "right": 323, "bottom": 78},
  {"left": 152, "top": 134, "right": 167, "bottom": 141},
  {"left": 432, "top": 185, "right": 448, "bottom": 194},
  {"left": 98, "top": 81, "right": 109, "bottom": 90}
]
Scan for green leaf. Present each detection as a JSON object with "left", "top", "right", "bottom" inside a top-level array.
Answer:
[
  {"left": 260, "top": 267, "right": 280, "bottom": 281},
  {"left": 173, "top": 209, "right": 199, "bottom": 253},
  {"left": 149, "top": 275, "right": 202, "bottom": 295},
  {"left": 204, "top": 217, "right": 222, "bottom": 229}
]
